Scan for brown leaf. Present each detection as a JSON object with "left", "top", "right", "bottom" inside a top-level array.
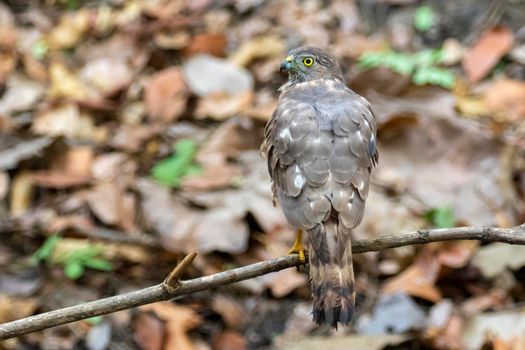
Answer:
[
  {"left": 33, "top": 103, "right": 106, "bottom": 141},
  {"left": 228, "top": 35, "right": 285, "bottom": 67},
  {"left": 383, "top": 247, "right": 442, "bottom": 302},
  {"left": 9, "top": 172, "right": 33, "bottom": 217},
  {"left": 80, "top": 57, "right": 133, "bottom": 97},
  {"left": 437, "top": 241, "right": 479, "bottom": 268},
  {"left": 29, "top": 146, "right": 94, "bottom": 188},
  {"left": 0, "top": 295, "right": 38, "bottom": 323},
  {"left": 183, "top": 33, "right": 227, "bottom": 57},
  {"left": 268, "top": 268, "right": 307, "bottom": 298},
  {"left": 141, "top": 302, "right": 201, "bottom": 350},
  {"left": 46, "top": 10, "right": 90, "bottom": 50},
  {"left": 462, "top": 26, "right": 514, "bottom": 82},
  {"left": 213, "top": 331, "right": 246, "bottom": 350},
  {"left": 134, "top": 312, "right": 165, "bottom": 350},
  {"left": 0, "top": 172, "right": 8, "bottom": 200},
  {"left": 144, "top": 67, "right": 188, "bottom": 122},
  {"left": 86, "top": 182, "right": 125, "bottom": 226},
  {"left": 110, "top": 124, "right": 164, "bottom": 153},
  {"left": 483, "top": 79, "right": 525, "bottom": 123},
  {"left": 194, "top": 91, "right": 253, "bottom": 120},
  {"left": 211, "top": 294, "right": 246, "bottom": 329}
]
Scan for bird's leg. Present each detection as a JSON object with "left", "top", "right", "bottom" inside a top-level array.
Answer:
[{"left": 288, "top": 229, "right": 306, "bottom": 264}]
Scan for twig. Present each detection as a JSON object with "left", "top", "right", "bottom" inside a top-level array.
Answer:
[{"left": 1, "top": 224, "right": 525, "bottom": 340}]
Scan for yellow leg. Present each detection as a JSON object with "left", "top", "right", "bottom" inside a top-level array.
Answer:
[{"left": 288, "top": 229, "right": 306, "bottom": 263}]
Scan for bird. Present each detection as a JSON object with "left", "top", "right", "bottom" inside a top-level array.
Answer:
[{"left": 261, "top": 47, "right": 378, "bottom": 328}]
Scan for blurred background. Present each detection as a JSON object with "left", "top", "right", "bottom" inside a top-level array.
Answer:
[{"left": 1, "top": 0, "right": 525, "bottom": 349}]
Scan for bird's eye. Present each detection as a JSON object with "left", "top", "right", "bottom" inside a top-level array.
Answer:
[{"left": 303, "top": 57, "right": 314, "bottom": 67}]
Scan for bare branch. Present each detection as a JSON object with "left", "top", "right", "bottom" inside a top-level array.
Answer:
[{"left": 1, "top": 224, "right": 525, "bottom": 340}]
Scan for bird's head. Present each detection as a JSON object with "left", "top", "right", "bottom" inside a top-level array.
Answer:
[{"left": 280, "top": 47, "right": 344, "bottom": 83}]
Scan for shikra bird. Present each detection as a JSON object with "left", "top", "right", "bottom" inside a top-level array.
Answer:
[{"left": 261, "top": 47, "right": 378, "bottom": 328}]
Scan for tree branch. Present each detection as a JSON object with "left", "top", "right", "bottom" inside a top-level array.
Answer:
[{"left": 1, "top": 224, "right": 525, "bottom": 339}]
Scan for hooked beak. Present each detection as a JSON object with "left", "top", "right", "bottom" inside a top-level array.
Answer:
[{"left": 280, "top": 55, "right": 293, "bottom": 72}]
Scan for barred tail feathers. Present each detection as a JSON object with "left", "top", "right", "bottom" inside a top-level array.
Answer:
[{"left": 307, "top": 219, "right": 355, "bottom": 328}]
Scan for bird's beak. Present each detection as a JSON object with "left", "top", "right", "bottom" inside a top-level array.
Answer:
[{"left": 280, "top": 55, "right": 293, "bottom": 72}]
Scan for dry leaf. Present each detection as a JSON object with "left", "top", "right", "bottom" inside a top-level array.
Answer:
[
  {"left": 268, "top": 268, "right": 307, "bottom": 298},
  {"left": 194, "top": 91, "right": 253, "bottom": 120},
  {"left": 483, "top": 79, "right": 525, "bottom": 122},
  {"left": 183, "top": 33, "right": 227, "bottom": 57},
  {"left": 110, "top": 124, "right": 164, "bottom": 152},
  {"left": 141, "top": 302, "right": 201, "bottom": 350},
  {"left": 144, "top": 68, "right": 188, "bottom": 122},
  {"left": 134, "top": 312, "right": 165, "bottom": 350},
  {"left": 86, "top": 182, "right": 124, "bottom": 225},
  {"left": 47, "top": 62, "right": 89, "bottom": 100},
  {"left": 9, "top": 171, "right": 32, "bottom": 216},
  {"left": 462, "top": 26, "right": 514, "bottom": 82},
  {"left": 383, "top": 247, "right": 442, "bottom": 302},
  {"left": 0, "top": 295, "right": 38, "bottom": 323},
  {"left": 213, "top": 331, "right": 246, "bottom": 350},
  {"left": 33, "top": 103, "right": 105, "bottom": 141},
  {"left": 0, "top": 172, "right": 8, "bottom": 200},
  {"left": 228, "top": 35, "right": 285, "bottom": 67},
  {"left": 0, "top": 137, "right": 53, "bottom": 171},
  {"left": 46, "top": 10, "right": 90, "bottom": 50},
  {"left": 80, "top": 57, "right": 133, "bottom": 96},
  {"left": 211, "top": 294, "right": 246, "bottom": 329},
  {"left": 437, "top": 241, "right": 479, "bottom": 268},
  {"left": 0, "top": 75, "right": 44, "bottom": 117}
]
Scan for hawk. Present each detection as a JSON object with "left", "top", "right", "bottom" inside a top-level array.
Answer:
[{"left": 261, "top": 47, "right": 378, "bottom": 328}]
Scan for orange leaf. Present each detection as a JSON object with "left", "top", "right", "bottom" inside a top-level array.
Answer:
[{"left": 462, "top": 26, "right": 514, "bottom": 82}]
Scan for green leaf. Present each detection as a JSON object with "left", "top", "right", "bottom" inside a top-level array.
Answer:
[
  {"left": 86, "top": 316, "right": 104, "bottom": 325},
  {"left": 65, "top": 261, "right": 85, "bottom": 280},
  {"left": 57, "top": 245, "right": 102, "bottom": 264},
  {"left": 31, "top": 40, "right": 48, "bottom": 60},
  {"left": 83, "top": 258, "right": 113, "bottom": 271},
  {"left": 425, "top": 206, "right": 456, "bottom": 228},
  {"left": 413, "top": 66, "right": 455, "bottom": 89},
  {"left": 358, "top": 51, "right": 389, "bottom": 69},
  {"left": 414, "top": 6, "right": 436, "bottom": 32},
  {"left": 31, "top": 234, "right": 61, "bottom": 264},
  {"left": 151, "top": 139, "right": 201, "bottom": 187},
  {"left": 383, "top": 52, "right": 416, "bottom": 75},
  {"left": 413, "top": 49, "right": 443, "bottom": 66}
]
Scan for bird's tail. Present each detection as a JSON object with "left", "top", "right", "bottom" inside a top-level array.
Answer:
[{"left": 307, "top": 218, "right": 355, "bottom": 329}]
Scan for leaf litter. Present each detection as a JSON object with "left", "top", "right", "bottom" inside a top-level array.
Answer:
[{"left": 1, "top": 0, "right": 525, "bottom": 349}]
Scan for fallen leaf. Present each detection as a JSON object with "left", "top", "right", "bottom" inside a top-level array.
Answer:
[
  {"left": 134, "top": 312, "right": 165, "bottom": 350},
  {"left": 437, "top": 241, "right": 479, "bottom": 268},
  {"left": 80, "top": 57, "right": 133, "bottom": 96},
  {"left": 0, "top": 137, "right": 53, "bottom": 171},
  {"left": 32, "top": 103, "right": 105, "bottom": 141},
  {"left": 0, "top": 75, "right": 44, "bottom": 117},
  {"left": 46, "top": 10, "right": 90, "bottom": 50},
  {"left": 460, "top": 289, "right": 506, "bottom": 317},
  {"left": 193, "top": 206, "right": 249, "bottom": 254},
  {"left": 91, "top": 152, "right": 137, "bottom": 183},
  {"left": 86, "top": 322, "right": 112, "bottom": 350},
  {"left": 183, "top": 33, "right": 227, "bottom": 57},
  {"left": 211, "top": 294, "right": 246, "bottom": 329},
  {"left": 154, "top": 30, "right": 190, "bottom": 50},
  {"left": 472, "top": 243, "right": 525, "bottom": 279},
  {"left": 47, "top": 62, "right": 90, "bottom": 100},
  {"left": 110, "top": 124, "right": 164, "bottom": 152},
  {"left": 276, "top": 334, "right": 407, "bottom": 350},
  {"left": 0, "top": 172, "right": 8, "bottom": 200},
  {"left": 357, "top": 292, "right": 426, "bottom": 334},
  {"left": 228, "top": 35, "right": 285, "bottom": 67},
  {"left": 136, "top": 178, "right": 197, "bottom": 252},
  {"left": 483, "top": 79, "right": 525, "bottom": 122},
  {"left": 462, "top": 26, "right": 514, "bottom": 82},
  {"left": 267, "top": 268, "right": 307, "bottom": 298},
  {"left": 463, "top": 308, "right": 525, "bottom": 350},
  {"left": 0, "top": 295, "right": 38, "bottom": 323},
  {"left": 383, "top": 247, "right": 442, "bottom": 302},
  {"left": 182, "top": 54, "right": 254, "bottom": 97},
  {"left": 86, "top": 182, "right": 125, "bottom": 226},
  {"left": 29, "top": 146, "right": 94, "bottom": 188},
  {"left": 9, "top": 171, "right": 32, "bottom": 217},
  {"left": 144, "top": 67, "right": 188, "bottom": 122},
  {"left": 213, "top": 331, "right": 246, "bottom": 350},
  {"left": 194, "top": 91, "right": 253, "bottom": 120},
  {"left": 141, "top": 302, "right": 201, "bottom": 350}
]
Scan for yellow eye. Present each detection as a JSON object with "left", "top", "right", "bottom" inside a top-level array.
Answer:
[{"left": 303, "top": 57, "right": 314, "bottom": 66}]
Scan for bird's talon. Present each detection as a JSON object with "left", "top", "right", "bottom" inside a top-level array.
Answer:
[{"left": 289, "top": 229, "right": 306, "bottom": 264}]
